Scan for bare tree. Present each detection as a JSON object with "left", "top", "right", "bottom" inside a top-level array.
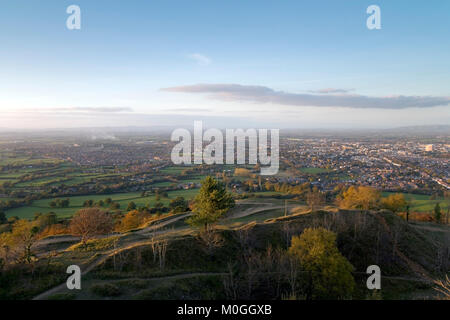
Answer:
[
  {"left": 69, "top": 208, "right": 114, "bottom": 245},
  {"left": 223, "top": 262, "right": 239, "bottom": 300},
  {"left": 287, "top": 255, "right": 299, "bottom": 298},
  {"left": 445, "top": 191, "right": 450, "bottom": 225},
  {"left": 282, "top": 221, "right": 293, "bottom": 248},
  {"left": 392, "top": 223, "right": 402, "bottom": 259},
  {"left": 307, "top": 187, "right": 324, "bottom": 212},
  {"left": 433, "top": 275, "right": 450, "bottom": 300},
  {"left": 155, "top": 240, "right": 168, "bottom": 271},
  {"left": 198, "top": 228, "right": 225, "bottom": 255}
]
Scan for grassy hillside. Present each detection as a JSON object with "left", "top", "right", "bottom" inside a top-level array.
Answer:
[{"left": 21, "top": 208, "right": 449, "bottom": 301}]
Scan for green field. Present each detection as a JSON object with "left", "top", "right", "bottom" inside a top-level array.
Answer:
[
  {"left": 1, "top": 161, "right": 212, "bottom": 220},
  {"left": 300, "top": 167, "right": 331, "bottom": 174},
  {"left": 0, "top": 156, "right": 62, "bottom": 166},
  {"left": 159, "top": 166, "right": 193, "bottom": 174},
  {"left": 382, "top": 192, "right": 448, "bottom": 213},
  {"left": 152, "top": 175, "right": 206, "bottom": 187},
  {"left": 6, "top": 188, "right": 199, "bottom": 220},
  {"left": 0, "top": 154, "right": 133, "bottom": 191}
]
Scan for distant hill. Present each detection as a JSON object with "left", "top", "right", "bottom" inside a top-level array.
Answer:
[{"left": 383, "top": 125, "right": 450, "bottom": 135}]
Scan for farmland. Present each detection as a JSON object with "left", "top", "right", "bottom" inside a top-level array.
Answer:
[
  {"left": 382, "top": 192, "right": 448, "bottom": 213},
  {"left": 0, "top": 132, "right": 448, "bottom": 302},
  {"left": 300, "top": 167, "right": 331, "bottom": 174},
  {"left": 6, "top": 188, "right": 199, "bottom": 220}
]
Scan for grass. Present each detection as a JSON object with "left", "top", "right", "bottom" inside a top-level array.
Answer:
[
  {"left": 90, "top": 283, "right": 122, "bottom": 297},
  {"left": 0, "top": 156, "right": 62, "bottom": 166},
  {"left": 6, "top": 188, "right": 199, "bottom": 220},
  {"left": 151, "top": 175, "right": 208, "bottom": 187},
  {"left": 13, "top": 207, "right": 447, "bottom": 300},
  {"left": 46, "top": 293, "right": 76, "bottom": 300},
  {"left": 229, "top": 208, "right": 287, "bottom": 224},
  {"left": 67, "top": 237, "right": 120, "bottom": 252},
  {"left": 132, "top": 275, "right": 226, "bottom": 300},
  {"left": 159, "top": 166, "right": 192, "bottom": 174},
  {"left": 382, "top": 192, "right": 449, "bottom": 212}
]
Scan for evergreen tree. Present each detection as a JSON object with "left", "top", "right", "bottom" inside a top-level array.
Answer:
[
  {"left": 434, "top": 203, "right": 441, "bottom": 223},
  {"left": 187, "top": 176, "right": 234, "bottom": 230}
]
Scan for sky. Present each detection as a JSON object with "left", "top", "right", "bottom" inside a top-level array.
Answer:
[{"left": 0, "top": 0, "right": 449, "bottom": 129}]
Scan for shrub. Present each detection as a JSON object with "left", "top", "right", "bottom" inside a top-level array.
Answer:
[
  {"left": 68, "top": 236, "right": 119, "bottom": 252},
  {"left": 47, "top": 293, "right": 76, "bottom": 300},
  {"left": 289, "top": 227, "right": 355, "bottom": 299},
  {"left": 90, "top": 283, "right": 121, "bottom": 297},
  {"left": 116, "top": 279, "right": 149, "bottom": 289}
]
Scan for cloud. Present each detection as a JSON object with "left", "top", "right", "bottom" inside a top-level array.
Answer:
[
  {"left": 308, "top": 88, "right": 354, "bottom": 94},
  {"left": 187, "top": 53, "right": 211, "bottom": 66},
  {"left": 161, "top": 84, "right": 450, "bottom": 109},
  {"left": 54, "top": 107, "right": 133, "bottom": 113},
  {"left": 165, "top": 107, "right": 212, "bottom": 113},
  {"left": 18, "top": 107, "right": 134, "bottom": 113}
]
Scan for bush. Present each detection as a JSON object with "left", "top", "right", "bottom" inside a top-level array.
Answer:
[
  {"left": 47, "top": 293, "right": 76, "bottom": 300},
  {"left": 68, "top": 236, "right": 119, "bottom": 252},
  {"left": 90, "top": 283, "right": 121, "bottom": 297},
  {"left": 133, "top": 276, "right": 225, "bottom": 300},
  {"left": 289, "top": 227, "right": 355, "bottom": 299},
  {"left": 116, "top": 279, "right": 149, "bottom": 289}
]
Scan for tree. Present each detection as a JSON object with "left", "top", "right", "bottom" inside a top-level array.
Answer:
[
  {"left": 187, "top": 176, "right": 234, "bottom": 231},
  {"left": 35, "top": 212, "right": 57, "bottom": 229},
  {"left": 169, "top": 196, "right": 188, "bottom": 213},
  {"left": 7, "top": 219, "right": 40, "bottom": 264},
  {"left": 382, "top": 193, "right": 407, "bottom": 213},
  {"left": 127, "top": 201, "right": 137, "bottom": 211},
  {"left": 337, "top": 186, "right": 380, "bottom": 210},
  {"left": 117, "top": 209, "right": 150, "bottom": 232},
  {"left": 405, "top": 203, "right": 410, "bottom": 222},
  {"left": 264, "top": 181, "right": 273, "bottom": 191},
  {"left": 288, "top": 227, "right": 355, "bottom": 299},
  {"left": 83, "top": 199, "right": 94, "bottom": 207},
  {"left": 434, "top": 203, "right": 442, "bottom": 223},
  {"left": 60, "top": 198, "right": 70, "bottom": 208},
  {"left": 51, "top": 198, "right": 70, "bottom": 208},
  {"left": 433, "top": 275, "right": 450, "bottom": 300},
  {"left": 306, "top": 187, "right": 324, "bottom": 212},
  {"left": 69, "top": 208, "right": 114, "bottom": 245},
  {"left": 153, "top": 201, "right": 164, "bottom": 211},
  {"left": 110, "top": 202, "right": 120, "bottom": 210},
  {"left": 445, "top": 191, "right": 450, "bottom": 225},
  {"left": 0, "top": 211, "right": 6, "bottom": 224}
]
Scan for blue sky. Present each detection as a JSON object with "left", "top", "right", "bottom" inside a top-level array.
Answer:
[{"left": 0, "top": 0, "right": 449, "bottom": 129}]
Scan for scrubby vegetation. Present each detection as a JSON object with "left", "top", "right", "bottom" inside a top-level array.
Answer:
[
  {"left": 0, "top": 176, "right": 448, "bottom": 300},
  {"left": 86, "top": 208, "right": 448, "bottom": 300}
]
